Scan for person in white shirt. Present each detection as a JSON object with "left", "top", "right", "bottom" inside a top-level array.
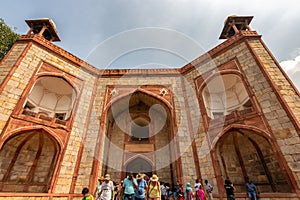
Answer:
[
  {"left": 96, "top": 176, "right": 104, "bottom": 200},
  {"left": 99, "top": 174, "right": 114, "bottom": 200},
  {"left": 204, "top": 179, "right": 213, "bottom": 200}
]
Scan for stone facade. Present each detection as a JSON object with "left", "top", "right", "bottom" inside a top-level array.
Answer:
[{"left": 0, "top": 16, "right": 300, "bottom": 199}]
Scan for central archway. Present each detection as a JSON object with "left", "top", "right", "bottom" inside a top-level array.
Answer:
[
  {"left": 126, "top": 157, "right": 153, "bottom": 177},
  {"left": 102, "top": 88, "right": 177, "bottom": 183}
]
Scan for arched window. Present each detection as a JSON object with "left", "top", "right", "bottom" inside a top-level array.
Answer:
[
  {"left": 202, "top": 74, "right": 251, "bottom": 119},
  {"left": 23, "top": 76, "right": 76, "bottom": 121}
]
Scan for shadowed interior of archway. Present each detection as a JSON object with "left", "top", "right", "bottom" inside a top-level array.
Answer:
[
  {"left": 0, "top": 130, "right": 60, "bottom": 193},
  {"left": 102, "top": 90, "right": 176, "bottom": 183},
  {"left": 217, "top": 129, "right": 291, "bottom": 193},
  {"left": 126, "top": 157, "right": 153, "bottom": 177}
]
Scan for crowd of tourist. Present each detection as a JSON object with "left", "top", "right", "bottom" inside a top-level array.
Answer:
[{"left": 81, "top": 173, "right": 258, "bottom": 200}]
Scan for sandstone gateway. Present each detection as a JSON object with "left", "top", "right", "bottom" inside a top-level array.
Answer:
[{"left": 0, "top": 16, "right": 300, "bottom": 199}]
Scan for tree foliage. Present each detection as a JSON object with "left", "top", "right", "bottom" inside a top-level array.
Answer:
[{"left": 0, "top": 18, "right": 20, "bottom": 61}]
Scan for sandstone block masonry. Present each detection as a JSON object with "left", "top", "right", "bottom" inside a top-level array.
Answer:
[{"left": 0, "top": 16, "right": 300, "bottom": 199}]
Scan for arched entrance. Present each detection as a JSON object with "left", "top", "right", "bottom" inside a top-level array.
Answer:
[
  {"left": 216, "top": 128, "right": 291, "bottom": 193},
  {"left": 126, "top": 157, "right": 153, "bottom": 177},
  {"left": 0, "top": 129, "right": 60, "bottom": 193},
  {"left": 102, "top": 89, "right": 176, "bottom": 183}
]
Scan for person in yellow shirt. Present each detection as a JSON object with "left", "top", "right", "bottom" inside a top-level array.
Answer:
[
  {"left": 82, "top": 187, "right": 95, "bottom": 200},
  {"left": 147, "top": 174, "right": 161, "bottom": 200}
]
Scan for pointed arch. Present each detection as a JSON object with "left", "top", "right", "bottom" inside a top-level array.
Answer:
[
  {"left": 0, "top": 126, "right": 64, "bottom": 150},
  {"left": 199, "top": 71, "right": 252, "bottom": 119},
  {"left": 35, "top": 72, "right": 81, "bottom": 94},
  {"left": 211, "top": 124, "right": 273, "bottom": 150},
  {"left": 0, "top": 128, "right": 61, "bottom": 193},
  {"left": 102, "top": 88, "right": 172, "bottom": 140},
  {"left": 23, "top": 75, "right": 77, "bottom": 120},
  {"left": 124, "top": 154, "right": 154, "bottom": 167},
  {"left": 197, "top": 70, "right": 245, "bottom": 93},
  {"left": 212, "top": 125, "right": 293, "bottom": 193},
  {"left": 125, "top": 156, "right": 153, "bottom": 176},
  {"left": 103, "top": 87, "right": 173, "bottom": 116},
  {"left": 97, "top": 86, "right": 176, "bottom": 183}
]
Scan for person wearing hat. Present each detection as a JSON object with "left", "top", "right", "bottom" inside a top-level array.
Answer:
[
  {"left": 99, "top": 174, "right": 114, "bottom": 200},
  {"left": 95, "top": 176, "right": 104, "bottom": 199},
  {"left": 147, "top": 174, "right": 161, "bottom": 200},
  {"left": 135, "top": 173, "right": 148, "bottom": 200},
  {"left": 123, "top": 172, "right": 138, "bottom": 200}
]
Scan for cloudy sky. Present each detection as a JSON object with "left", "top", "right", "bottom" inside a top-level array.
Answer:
[{"left": 1, "top": 0, "right": 299, "bottom": 89}]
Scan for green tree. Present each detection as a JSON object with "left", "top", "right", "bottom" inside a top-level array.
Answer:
[{"left": 0, "top": 18, "right": 20, "bottom": 61}]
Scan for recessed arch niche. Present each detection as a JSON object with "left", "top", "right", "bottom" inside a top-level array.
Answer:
[
  {"left": 202, "top": 74, "right": 251, "bottom": 119},
  {"left": 103, "top": 90, "right": 175, "bottom": 183},
  {"left": 216, "top": 128, "right": 291, "bottom": 193},
  {"left": 125, "top": 157, "right": 153, "bottom": 177},
  {"left": 0, "top": 130, "right": 60, "bottom": 193},
  {"left": 23, "top": 76, "right": 77, "bottom": 120}
]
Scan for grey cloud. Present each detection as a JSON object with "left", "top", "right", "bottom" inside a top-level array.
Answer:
[{"left": 1, "top": 0, "right": 300, "bottom": 66}]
